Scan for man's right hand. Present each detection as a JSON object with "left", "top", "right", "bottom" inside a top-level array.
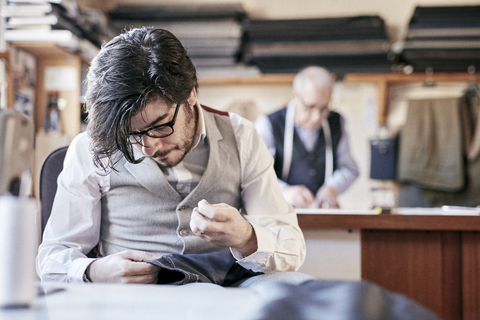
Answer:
[
  {"left": 87, "top": 250, "right": 161, "bottom": 284},
  {"left": 282, "top": 185, "right": 315, "bottom": 208}
]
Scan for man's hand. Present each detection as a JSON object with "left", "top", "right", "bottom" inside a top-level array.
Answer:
[
  {"left": 190, "top": 199, "right": 257, "bottom": 257},
  {"left": 315, "top": 185, "right": 339, "bottom": 208},
  {"left": 87, "top": 250, "right": 161, "bottom": 284},
  {"left": 282, "top": 185, "right": 315, "bottom": 208}
]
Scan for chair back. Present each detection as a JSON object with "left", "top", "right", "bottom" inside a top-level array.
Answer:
[{"left": 39, "top": 146, "right": 68, "bottom": 237}]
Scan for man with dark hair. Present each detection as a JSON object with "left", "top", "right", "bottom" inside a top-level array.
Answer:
[
  {"left": 255, "top": 66, "right": 359, "bottom": 209},
  {"left": 36, "top": 28, "right": 306, "bottom": 284}
]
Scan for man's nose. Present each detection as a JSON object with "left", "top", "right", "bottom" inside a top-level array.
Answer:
[
  {"left": 309, "top": 109, "right": 324, "bottom": 122},
  {"left": 314, "top": 108, "right": 329, "bottom": 122},
  {"left": 141, "top": 135, "right": 162, "bottom": 156}
]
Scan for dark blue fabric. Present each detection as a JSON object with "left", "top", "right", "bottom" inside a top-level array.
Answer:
[
  {"left": 268, "top": 108, "right": 342, "bottom": 194},
  {"left": 370, "top": 137, "right": 398, "bottom": 180},
  {"left": 147, "top": 251, "right": 262, "bottom": 286},
  {"left": 253, "top": 280, "right": 439, "bottom": 320},
  {"left": 147, "top": 254, "right": 439, "bottom": 319}
]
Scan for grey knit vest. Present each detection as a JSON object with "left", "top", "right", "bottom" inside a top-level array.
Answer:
[{"left": 99, "top": 108, "right": 241, "bottom": 256}]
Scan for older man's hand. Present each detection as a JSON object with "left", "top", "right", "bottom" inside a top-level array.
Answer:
[
  {"left": 315, "top": 185, "right": 339, "bottom": 209},
  {"left": 282, "top": 185, "right": 315, "bottom": 208}
]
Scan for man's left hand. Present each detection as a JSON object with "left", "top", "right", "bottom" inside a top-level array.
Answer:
[
  {"left": 190, "top": 199, "right": 257, "bottom": 256},
  {"left": 315, "top": 185, "right": 340, "bottom": 208}
]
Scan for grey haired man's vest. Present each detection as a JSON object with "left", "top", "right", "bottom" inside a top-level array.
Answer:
[
  {"left": 268, "top": 108, "right": 342, "bottom": 194},
  {"left": 99, "top": 107, "right": 241, "bottom": 257}
]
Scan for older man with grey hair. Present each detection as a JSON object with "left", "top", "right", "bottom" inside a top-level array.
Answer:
[{"left": 255, "top": 66, "right": 359, "bottom": 208}]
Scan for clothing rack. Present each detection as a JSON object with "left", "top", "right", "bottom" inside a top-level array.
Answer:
[{"left": 343, "top": 69, "right": 479, "bottom": 125}]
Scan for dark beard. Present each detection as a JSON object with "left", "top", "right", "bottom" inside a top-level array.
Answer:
[{"left": 154, "top": 104, "right": 198, "bottom": 168}]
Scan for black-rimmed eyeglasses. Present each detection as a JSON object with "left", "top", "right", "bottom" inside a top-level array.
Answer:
[{"left": 128, "top": 104, "right": 180, "bottom": 145}]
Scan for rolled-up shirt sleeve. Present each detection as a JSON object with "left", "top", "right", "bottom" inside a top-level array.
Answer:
[
  {"left": 230, "top": 114, "right": 306, "bottom": 273},
  {"left": 36, "top": 132, "right": 107, "bottom": 282}
]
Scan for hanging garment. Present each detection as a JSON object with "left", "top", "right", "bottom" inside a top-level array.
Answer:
[
  {"left": 398, "top": 97, "right": 464, "bottom": 192},
  {"left": 462, "top": 85, "right": 480, "bottom": 161}
]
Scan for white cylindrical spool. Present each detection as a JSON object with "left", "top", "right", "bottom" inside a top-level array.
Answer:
[{"left": 0, "top": 195, "right": 39, "bottom": 308}]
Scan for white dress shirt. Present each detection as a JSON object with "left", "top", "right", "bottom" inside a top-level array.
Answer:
[
  {"left": 36, "top": 103, "right": 306, "bottom": 282},
  {"left": 255, "top": 103, "right": 359, "bottom": 195}
]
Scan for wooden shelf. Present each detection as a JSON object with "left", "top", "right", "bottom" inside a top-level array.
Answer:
[
  {"left": 198, "top": 71, "right": 478, "bottom": 125},
  {"left": 198, "top": 73, "right": 295, "bottom": 86},
  {"left": 343, "top": 72, "right": 478, "bottom": 125},
  {"left": 343, "top": 72, "right": 477, "bottom": 83},
  {"left": 10, "top": 42, "right": 75, "bottom": 59}
]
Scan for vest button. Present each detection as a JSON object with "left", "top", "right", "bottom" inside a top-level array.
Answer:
[
  {"left": 179, "top": 205, "right": 186, "bottom": 211},
  {"left": 309, "top": 169, "right": 317, "bottom": 176},
  {"left": 179, "top": 229, "right": 188, "bottom": 236}
]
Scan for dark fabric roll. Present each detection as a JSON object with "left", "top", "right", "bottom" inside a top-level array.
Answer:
[{"left": 147, "top": 251, "right": 262, "bottom": 286}]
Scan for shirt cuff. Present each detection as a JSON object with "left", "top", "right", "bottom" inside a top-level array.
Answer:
[
  {"left": 68, "top": 258, "right": 97, "bottom": 283},
  {"left": 230, "top": 223, "right": 276, "bottom": 273},
  {"left": 278, "top": 179, "right": 289, "bottom": 190}
]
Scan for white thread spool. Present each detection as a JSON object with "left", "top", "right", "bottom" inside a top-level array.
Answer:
[{"left": 0, "top": 195, "right": 39, "bottom": 308}]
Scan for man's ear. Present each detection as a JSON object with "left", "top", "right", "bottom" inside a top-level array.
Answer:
[{"left": 188, "top": 88, "right": 197, "bottom": 105}]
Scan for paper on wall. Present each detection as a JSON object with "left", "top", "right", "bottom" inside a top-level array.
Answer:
[{"left": 44, "top": 66, "right": 78, "bottom": 91}]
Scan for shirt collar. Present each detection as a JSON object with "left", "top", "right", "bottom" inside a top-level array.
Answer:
[{"left": 192, "top": 101, "right": 207, "bottom": 149}]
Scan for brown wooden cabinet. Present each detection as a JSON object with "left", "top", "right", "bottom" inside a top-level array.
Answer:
[
  {"left": 10, "top": 43, "right": 83, "bottom": 141},
  {"left": 298, "top": 213, "right": 480, "bottom": 320},
  {"left": 7, "top": 43, "right": 85, "bottom": 196}
]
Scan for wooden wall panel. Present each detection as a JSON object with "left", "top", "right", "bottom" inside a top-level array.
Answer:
[
  {"left": 462, "top": 232, "right": 480, "bottom": 320},
  {"left": 361, "top": 230, "right": 462, "bottom": 320},
  {"left": 441, "top": 232, "right": 462, "bottom": 320}
]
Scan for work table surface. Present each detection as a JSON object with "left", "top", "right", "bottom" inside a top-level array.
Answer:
[{"left": 296, "top": 209, "right": 480, "bottom": 231}]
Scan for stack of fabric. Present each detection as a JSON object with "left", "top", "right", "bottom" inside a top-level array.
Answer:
[
  {"left": 400, "top": 5, "right": 480, "bottom": 73},
  {"left": 108, "top": 3, "right": 260, "bottom": 77},
  {"left": 4, "top": 1, "right": 79, "bottom": 44},
  {"left": 243, "top": 15, "right": 394, "bottom": 75},
  {"left": 4, "top": 0, "right": 112, "bottom": 61}
]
